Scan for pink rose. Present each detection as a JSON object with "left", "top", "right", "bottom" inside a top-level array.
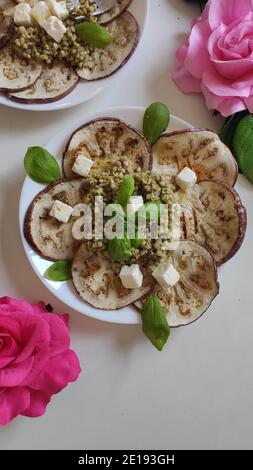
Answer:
[
  {"left": 173, "top": 0, "right": 253, "bottom": 116},
  {"left": 0, "top": 297, "right": 81, "bottom": 425}
]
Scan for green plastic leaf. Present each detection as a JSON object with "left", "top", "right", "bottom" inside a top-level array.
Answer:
[
  {"left": 24, "top": 146, "right": 61, "bottom": 185},
  {"left": 141, "top": 294, "right": 170, "bottom": 351},
  {"left": 107, "top": 234, "right": 131, "bottom": 262},
  {"left": 143, "top": 102, "right": 170, "bottom": 145},
  {"left": 45, "top": 260, "right": 72, "bottom": 282},
  {"left": 233, "top": 113, "right": 253, "bottom": 183},
  {"left": 116, "top": 176, "right": 135, "bottom": 207},
  {"left": 76, "top": 21, "right": 112, "bottom": 48}
]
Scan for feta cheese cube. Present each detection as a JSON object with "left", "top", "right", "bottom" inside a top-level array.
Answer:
[
  {"left": 127, "top": 196, "right": 144, "bottom": 216},
  {"left": 72, "top": 155, "right": 94, "bottom": 177},
  {"left": 43, "top": 15, "right": 66, "bottom": 42},
  {"left": 120, "top": 264, "right": 143, "bottom": 289},
  {"left": 50, "top": 200, "right": 73, "bottom": 223},
  {"left": 152, "top": 263, "right": 180, "bottom": 288},
  {"left": 14, "top": 3, "right": 32, "bottom": 27},
  {"left": 47, "top": 0, "right": 69, "bottom": 20},
  {"left": 31, "top": 1, "right": 51, "bottom": 26},
  {"left": 176, "top": 167, "right": 197, "bottom": 192}
]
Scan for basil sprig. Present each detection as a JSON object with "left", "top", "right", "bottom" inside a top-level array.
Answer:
[
  {"left": 107, "top": 234, "right": 132, "bottom": 262},
  {"left": 141, "top": 294, "right": 170, "bottom": 351},
  {"left": 233, "top": 114, "right": 253, "bottom": 183},
  {"left": 116, "top": 176, "right": 135, "bottom": 207},
  {"left": 45, "top": 260, "right": 72, "bottom": 282},
  {"left": 24, "top": 146, "right": 61, "bottom": 185},
  {"left": 143, "top": 102, "right": 170, "bottom": 145},
  {"left": 76, "top": 22, "right": 112, "bottom": 48}
]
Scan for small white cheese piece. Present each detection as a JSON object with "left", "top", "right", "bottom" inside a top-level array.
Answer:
[
  {"left": 43, "top": 15, "right": 66, "bottom": 42},
  {"left": 127, "top": 196, "right": 144, "bottom": 216},
  {"left": 120, "top": 264, "right": 143, "bottom": 289},
  {"left": 31, "top": 1, "right": 51, "bottom": 26},
  {"left": 176, "top": 167, "right": 197, "bottom": 192},
  {"left": 152, "top": 263, "right": 180, "bottom": 288},
  {"left": 47, "top": 0, "right": 69, "bottom": 20},
  {"left": 72, "top": 155, "right": 94, "bottom": 177},
  {"left": 14, "top": 3, "right": 32, "bottom": 27},
  {"left": 50, "top": 200, "right": 73, "bottom": 223}
]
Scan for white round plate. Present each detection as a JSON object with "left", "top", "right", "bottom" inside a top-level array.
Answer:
[
  {"left": 19, "top": 106, "right": 192, "bottom": 324},
  {"left": 0, "top": 1, "right": 149, "bottom": 112}
]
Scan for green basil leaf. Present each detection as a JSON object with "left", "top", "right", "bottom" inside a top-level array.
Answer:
[
  {"left": 45, "top": 260, "right": 72, "bottom": 282},
  {"left": 107, "top": 234, "right": 131, "bottom": 262},
  {"left": 131, "top": 233, "right": 143, "bottom": 249},
  {"left": 76, "top": 21, "right": 112, "bottom": 48},
  {"left": 141, "top": 294, "right": 170, "bottom": 351},
  {"left": 24, "top": 146, "right": 61, "bottom": 185},
  {"left": 143, "top": 102, "right": 170, "bottom": 145},
  {"left": 233, "top": 114, "right": 253, "bottom": 183},
  {"left": 116, "top": 176, "right": 135, "bottom": 207},
  {"left": 138, "top": 200, "right": 164, "bottom": 222}
]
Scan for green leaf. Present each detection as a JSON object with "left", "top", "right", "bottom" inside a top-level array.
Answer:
[
  {"left": 233, "top": 114, "right": 253, "bottom": 183},
  {"left": 143, "top": 102, "right": 170, "bottom": 145},
  {"left": 45, "top": 260, "right": 72, "bottom": 282},
  {"left": 116, "top": 176, "right": 135, "bottom": 207},
  {"left": 107, "top": 234, "right": 131, "bottom": 262},
  {"left": 219, "top": 111, "right": 248, "bottom": 151},
  {"left": 131, "top": 234, "right": 143, "bottom": 249},
  {"left": 76, "top": 21, "right": 112, "bottom": 48},
  {"left": 141, "top": 294, "right": 170, "bottom": 351},
  {"left": 24, "top": 146, "right": 61, "bottom": 185}
]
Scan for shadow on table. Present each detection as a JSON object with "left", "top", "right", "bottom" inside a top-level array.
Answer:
[{"left": 0, "top": 173, "right": 145, "bottom": 354}]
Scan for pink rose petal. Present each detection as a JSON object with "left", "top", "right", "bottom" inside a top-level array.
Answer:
[
  {"left": 208, "top": 0, "right": 252, "bottom": 30},
  {"left": 0, "top": 388, "right": 30, "bottom": 425}
]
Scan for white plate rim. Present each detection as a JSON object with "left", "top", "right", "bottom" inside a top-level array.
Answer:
[
  {"left": 0, "top": 0, "right": 149, "bottom": 112},
  {"left": 19, "top": 105, "right": 192, "bottom": 324}
]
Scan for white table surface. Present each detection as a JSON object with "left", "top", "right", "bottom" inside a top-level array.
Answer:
[{"left": 0, "top": 0, "right": 253, "bottom": 450}]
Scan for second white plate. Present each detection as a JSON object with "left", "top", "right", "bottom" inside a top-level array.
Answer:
[{"left": 0, "top": 0, "right": 149, "bottom": 111}]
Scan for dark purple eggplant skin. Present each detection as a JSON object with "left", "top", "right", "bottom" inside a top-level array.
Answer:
[
  {"left": 62, "top": 116, "right": 153, "bottom": 176},
  {"left": 8, "top": 75, "right": 79, "bottom": 104},
  {"left": 0, "top": 16, "right": 14, "bottom": 50}
]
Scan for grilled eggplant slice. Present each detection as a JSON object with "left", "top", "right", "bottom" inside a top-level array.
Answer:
[
  {"left": 179, "top": 181, "right": 247, "bottom": 265},
  {"left": 8, "top": 63, "right": 79, "bottom": 104},
  {"left": 63, "top": 118, "right": 152, "bottom": 177},
  {"left": 136, "top": 240, "right": 219, "bottom": 327},
  {"left": 77, "top": 11, "right": 139, "bottom": 81},
  {"left": 0, "top": 14, "right": 14, "bottom": 49},
  {"left": 24, "top": 179, "right": 86, "bottom": 261},
  {"left": 0, "top": 47, "right": 42, "bottom": 92},
  {"left": 152, "top": 129, "right": 238, "bottom": 187},
  {"left": 72, "top": 244, "right": 154, "bottom": 310},
  {"left": 99, "top": 0, "right": 133, "bottom": 25}
]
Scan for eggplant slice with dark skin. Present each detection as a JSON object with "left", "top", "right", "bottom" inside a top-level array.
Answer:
[
  {"left": 0, "top": 46, "right": 42, "bottom": 92},
  {"left": 152, "top": 129, "right": 238, "bottom": 187},
  {"left": 63, "top": 118, "right": 152, "bottom": 178},
  {"left": 24, "top": 179, "right": 85, "bottom": 261},
  {"left": 77, "top": 11, "right": 139, "bottom": 81},
  {"left": 135, "top": 240, "right": 219, "bottom": 327},
  {"left": 72, "top": 243, "right": 155, "bottom": 310},
  {"left": 179, "top": 181, "right": 247, "bottom": 265},
  {"left": 98, "top": 0, "right": 133, "bottom": 25},
  {"left": 8, "top": 62, "right": 79, "bottom": 104}
]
